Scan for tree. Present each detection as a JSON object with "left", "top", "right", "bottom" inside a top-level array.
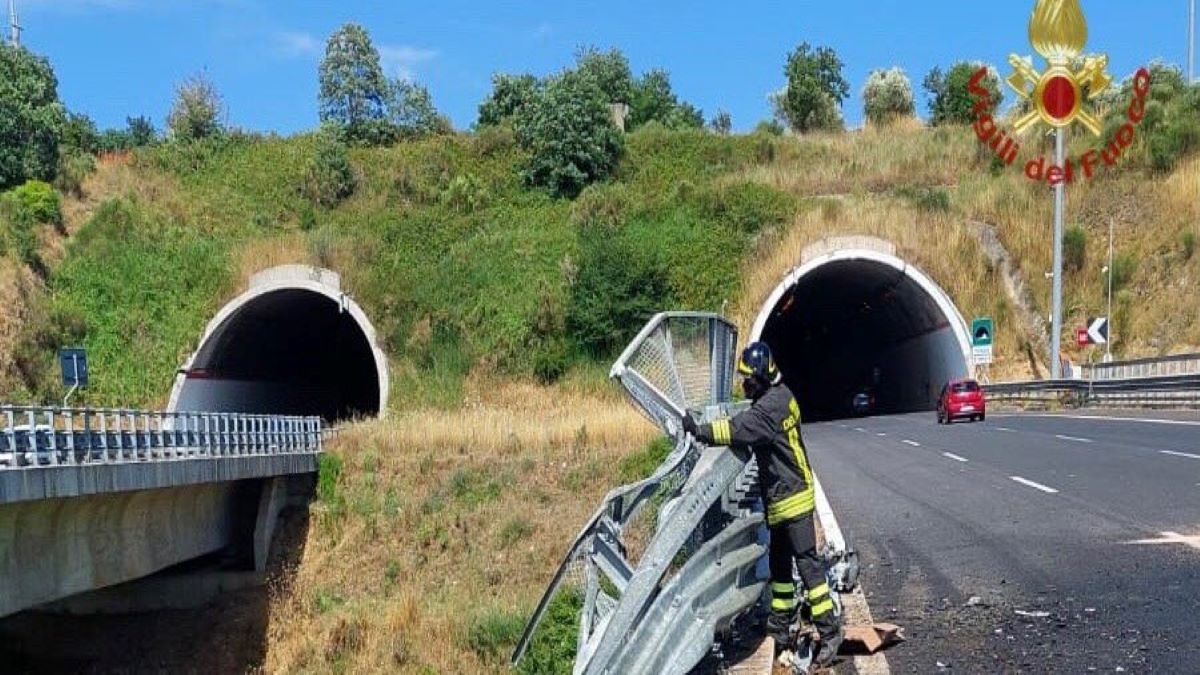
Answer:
[
  {"left": 775, "top": 43, "right": 848, "bottom": 133},
  {"left": 303, "top": 126, "right": 356, "bottom": 208},
  {"left": 127, "top": 115, "right": 157, "bottom": 147},
  {"left": 167, "top": 72, "right": 225, "bottom": 141},
  {"left": 923, "top": 62, "right": 1003, "bottom": 126},
  {"left": 318, "top": 23, "right": 389, "bottom": 136},
  {"left": 0, "top": 43, "right": 67, "bottom": 189},
  {"left": 862, "top": 67, "right": 916, "bottom": 127},
  {"left": 478, "top": 73, "right": 540, "bottom": 127},
  {"left": 574, "top": 46, "right": 633, "bottom": 104},
  {"left": 514, "top": 68, "right": 624, "bottom": 198},
  {"left": 626, "top": 69, "right": 704, "bottom": 130},
  {"left": 61, "top": 112, "right": 100, "bottom": 156},
  {"left": 388, "top": 79, "right": 444, "bottom": 137},
  {"left": 710, "top": 109, "right": 733, "bottom": 135}
]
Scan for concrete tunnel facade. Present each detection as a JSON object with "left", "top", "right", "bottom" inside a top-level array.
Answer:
[
  {"left": 168, "top": 266, "right": 389, "bottom": 421},
  {"left": 750, "top": 238, "right": 973, "bottom": 422}
]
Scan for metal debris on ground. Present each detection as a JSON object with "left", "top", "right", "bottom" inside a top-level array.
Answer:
[{"left": 841, "top": 623, "right": 905, "bottom": 655}]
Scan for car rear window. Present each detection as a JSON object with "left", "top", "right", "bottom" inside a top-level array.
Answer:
[{"left": 951, "top": 381, "right": 981, "bottom": 393}]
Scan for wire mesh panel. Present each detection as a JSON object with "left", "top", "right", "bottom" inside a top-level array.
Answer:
[{"left": 611, "top": 313, "right": 738, "bottom": 433}]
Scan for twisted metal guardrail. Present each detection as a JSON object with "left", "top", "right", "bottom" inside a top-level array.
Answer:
[
  {"left": 0, "top": 406, "right": 324, "bottom": 468},
  {"left": 513, "top": 313, "right": 773, "bottom": 675}
]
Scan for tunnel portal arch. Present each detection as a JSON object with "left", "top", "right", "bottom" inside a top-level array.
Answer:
[
  {"left": 750, "top": 238, "right": 973, "bottom": 421},
  {"left": 168, "top": 265, "right": 389, "bottom": 421}
]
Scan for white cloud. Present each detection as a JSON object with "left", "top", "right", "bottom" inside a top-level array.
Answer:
[
  {"left": 377, "top": 44, "right": 437, "bottom": 81},
  {"left": 275, "top": 30, "right": 320, "bottom": 58}
]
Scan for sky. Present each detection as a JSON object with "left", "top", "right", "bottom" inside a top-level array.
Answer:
[{"left": 10, "top": 0, "right": 1196, "bottom": 134}]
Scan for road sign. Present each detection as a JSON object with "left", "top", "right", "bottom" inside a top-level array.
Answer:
[
  {"left": 59, "top": 348, "right": 89, "bottom": 387},
  {"left": 971, "top": 317, "right": 994, "bottom": 347},
  {"left": 1087, "top": 317, "right": 1108, "bottom": 345},
  {"left": 972, "top": 345, "right": 993, "bottom": 365},
  {"left": 1076, "top": 328, "right": 1090, "bottom": 348}
]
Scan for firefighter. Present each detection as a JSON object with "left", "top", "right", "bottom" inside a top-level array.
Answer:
[{"left": 682, "top": 342, "right": 843, "bottom": 666}]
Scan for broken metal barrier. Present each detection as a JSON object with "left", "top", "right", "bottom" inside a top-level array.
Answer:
[
  {"left": 0, "top": 405, "right": 324, "bottom": 468},
  {"left": 515, "top": 312, "right": 855, "bottom": 674}
]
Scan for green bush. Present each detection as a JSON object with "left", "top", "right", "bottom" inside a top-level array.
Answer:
[
  {"left": 466, "top": 608, "right": 527, "bottom": 664},
  {"left": 516, "top": 588, "right": 583, "bottom": 675},
  {"left": 478, "top": 73, "right": 540, "bottom": 127},
  {"left": 0, "top": 43, "right": 66, "bottom": 189},
  {"left": 514, "top": 68, "right": 624, "bottom": 198},
  {"left": 894, "top": 185, "right": 950, "bottom": 212},
  {"left": 863, "top": 67, "right": 916, "bottom": 127},
  {"left": 167, "top": 72, "right": 225, "bottom": 142},
  {"left": 303, "top": 130, "right": 356, "bottom": 207},
  {"left": 1182, "top": 230, "right": 1196, "bottom": 261},
  {"left": 8, "top": 179, "right": 61, "bottom": 225},
  {"left": 1110, "top": 252, "right": 1138, "bottom": 291},
  {"left": 1063, "top": 225, "right": 1087, "bottom": 272},
  {"left": 698, "top": 182, "right": 794, "bottom": 234},
  {"left": 317, "top": 453, "right": 344, "bottom": 504},
  {"left": 923, "top": 62, "right": 1004, "bottom": 126},
  {"left": 1101, "top": 63, "right": 1200, "bottom": 172},
  {"left": 618, "top": 437, "right": 673, "bottom": 483},
  {"left": 568, "top": 220, "right": 672, "bottom": 356},
  {"left": 498, "top": 517, "right": 534, "bottom": 548},
  {"left": 55, "top": 150, "right": 96, "bottom": 198}
]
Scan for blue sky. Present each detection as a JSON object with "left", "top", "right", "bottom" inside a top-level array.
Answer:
[{"left": 13, "top": 1, "right": 1194, "bottom": 134}]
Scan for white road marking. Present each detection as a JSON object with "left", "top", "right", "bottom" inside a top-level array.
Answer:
[
  {"left": 812, "top": 475, "right": 890, "bottom": 674},
  {"left": 854, "top": 427, "right": 868, "bottom": 433},
  {"left": 942, "top": 452, "right": 969, "bottom": 463},
  {"left": 876, "top": 432, "right": 888, "bottom": 437},
  {"left": 1124, "top": 531, "right": 1200, "bottom": 551},
  {"left": 994, "top": 427, "right": 1015, "bottom": 432},
  {"left": 1055, "top": 434, "right": 1093, "bottom": 443},
  {"left": 1161, "top": 450, "right": 1200, "bottom": 460},
  {"left": 1010, "top": 476, "right": 1060, "bottom": 494},
  {"left": 902, "top": 439, "right": 921, "bottom": 447},
  {"left": 995, "top": 413, "right": 1200, "bottom": 427}
]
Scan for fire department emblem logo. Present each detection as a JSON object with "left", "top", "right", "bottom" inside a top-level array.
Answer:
[{"left": 1006, "top": 0, "right": 1114, "bottom": 135}]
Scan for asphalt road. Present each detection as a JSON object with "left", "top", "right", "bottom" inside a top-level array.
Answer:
[{"left": 806, "top": 410, "right": 1200, "bottom": 673}]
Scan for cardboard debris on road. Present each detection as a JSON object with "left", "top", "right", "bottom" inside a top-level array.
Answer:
[{"left": 841, "top": 623, "right": 905, "bottom": 654}]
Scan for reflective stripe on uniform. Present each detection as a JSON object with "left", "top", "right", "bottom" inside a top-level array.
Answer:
[
  {"left": 771, "top": 596, "right": 797, "bottom": 611},
  {"left": 810, "top": 597, "right": 835, "bottom": 617},
  {"left": 807, "top": 583, "right": 830, "bottom": 601},
  {"left": 766, "top": 489, "right": 815, "bottom": 525},
  {"left": 738, "top": 359, "right": 753, "bottom": 375},
  {"left": 772, "top": 582, "right": 796, "bottom": 595},
  {"left": 712, "top": 419, "right": 732, "bottom": 445}
]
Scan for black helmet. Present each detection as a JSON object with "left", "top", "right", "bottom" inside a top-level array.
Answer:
[{"left": 738, "top": 342, "right": 780, "bottom": 399}]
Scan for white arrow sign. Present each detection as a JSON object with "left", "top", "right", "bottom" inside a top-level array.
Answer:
[{"left": 1087, "top": 317, "right": 1108, "bottom": 345}]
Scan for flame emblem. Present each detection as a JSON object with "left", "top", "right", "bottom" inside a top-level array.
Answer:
[{"left": 1006, "top": 0, "right": 1112, "bottom": 136}]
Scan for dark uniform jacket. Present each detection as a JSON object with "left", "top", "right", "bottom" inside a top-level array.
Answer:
[{"left": 696, "top": 383, "right": 815, "bottom": 527}]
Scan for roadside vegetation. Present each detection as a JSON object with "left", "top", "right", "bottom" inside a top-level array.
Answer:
[{"left": 0, "top": 26, "right": 1198, "bottom": 673}]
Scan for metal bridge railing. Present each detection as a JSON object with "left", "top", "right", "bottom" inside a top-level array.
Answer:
[
  {"left": 1081, "top": 352, "right": 1200, "bottom": 381},
  {"left": 0, "top": 406, "right": 324, "bottom": 469}
]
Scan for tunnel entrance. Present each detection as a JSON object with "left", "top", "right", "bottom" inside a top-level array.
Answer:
[
  {"left": 169, "top": 266, "right": 388, "bottom": 422},
  {"left": 751, "top": 244, "right": 971, "bottom": 422}
]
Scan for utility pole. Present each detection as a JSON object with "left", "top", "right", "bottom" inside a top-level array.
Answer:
[
  {"left": 7, "top": 0, "right": 19, "bottom": 46},
  {"left": 1104, "top": 218, "right": 1114, "bottom": 363},
  {"left": 1050, "top": 128, "right": 1066, "bottom": 379},
  {"left": 1190, "top": 0, "right": 1196, "bottom": 83}
]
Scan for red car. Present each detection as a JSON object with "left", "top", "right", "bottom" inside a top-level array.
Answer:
[{"left": 937, "top": 379, "right": 986, "bottom": 424}]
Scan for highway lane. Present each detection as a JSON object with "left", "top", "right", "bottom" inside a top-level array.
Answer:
[{"left": 807, "top": 412, "right": 1200, "bottom": 672}]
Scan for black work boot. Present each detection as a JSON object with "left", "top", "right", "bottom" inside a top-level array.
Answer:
[
  {"left": 766, "top": 610, "right": 794, "bottom": 651},
  {"left": 813, "top": 623, "right": 844, "bottom": 667}
]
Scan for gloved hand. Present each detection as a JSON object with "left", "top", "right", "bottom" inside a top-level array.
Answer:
[{"left": 681, "top": 413, "right": 698, "bottom": 437}]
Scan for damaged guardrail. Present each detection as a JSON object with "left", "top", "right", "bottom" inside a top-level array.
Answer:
[{"left": 513, "top": 313, "right": 769, "bottom": 675}]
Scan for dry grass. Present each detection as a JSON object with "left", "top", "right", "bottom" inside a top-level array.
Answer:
[
  {"left": 0, "top": 260, "right": 39, "bottom": 385},
  {"left": 263, "top": 385, "right": 656, "bottom": 674},
  {"left": 235, "top": 234, "right": 314, "bottom": 288}
]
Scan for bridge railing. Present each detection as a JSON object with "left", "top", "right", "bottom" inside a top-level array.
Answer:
[
  {"left": 1081, "top": 352, "right": 1200, "bottom": 381},
  {"left": 0, "top": 406, "right": 324, "bottom": 469}
]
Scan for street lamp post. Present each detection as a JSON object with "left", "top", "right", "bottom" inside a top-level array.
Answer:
[
  {"left": 1050, "top": 129, "right": 1066, "bottom": 379},
  {"left": 1104, "top": 219, "right": 1114, "bottom": 363}
]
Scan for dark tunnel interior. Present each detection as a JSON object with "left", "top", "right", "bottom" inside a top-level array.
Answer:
[
  {"left": 760, "top": 259, "right": 969, "bottom": 422},
  {"left": 174, "top": 289, "right": 381, "bottom": 422}
]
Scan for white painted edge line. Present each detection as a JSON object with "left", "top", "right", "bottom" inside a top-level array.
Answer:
[
  {"left": 1010, "top": 476, "right": 1060, "bottom": 494},
  {"left": 942, "top": 452, "right": 969, "bottom": 463},
  {"left": 812, "top": 475, "right": 890, "bottom": 675},
  {"left": 902, "top": 440, "right": 921, "bottom": 447},
  {"left": 1054, "top": 434, "right": 1094, "bottom": 443},
  {"left": 994, "top": 413, "right": 1200, "bottom": 427},
  {"left": 1161, "top": 450, "right": 1200, "bottom": 460}
]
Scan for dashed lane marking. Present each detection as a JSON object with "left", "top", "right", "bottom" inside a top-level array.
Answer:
[
  {"left": 902, "top": 440, "right": 921, "bottom": 447},
  {"left": 1161, "top": 450, "right": 1200, "bottom": 460},
  {"left": 1055, "top": 434, "right": 1093, "bottom": 443},
  {"left": 1124, "top": 531, "right": 1200, "bottom": 551},
  {"left": 876, "top": 432, "right": 888, "bottom": 437},
  {"left": 1010, "top": 476, "right": 1059, "bottom": 494},
  {"left": 942, "top": 452, "right": 969, "bottom": 463}
]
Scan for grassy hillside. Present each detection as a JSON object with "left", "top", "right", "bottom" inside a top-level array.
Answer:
[{"left": 0, "top": 122, "right": 1195, "bottom": 672}]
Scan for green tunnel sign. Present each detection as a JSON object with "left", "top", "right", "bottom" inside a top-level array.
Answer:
[{"left": 972, "top": 318, "right": 994, "bottom": 347}]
